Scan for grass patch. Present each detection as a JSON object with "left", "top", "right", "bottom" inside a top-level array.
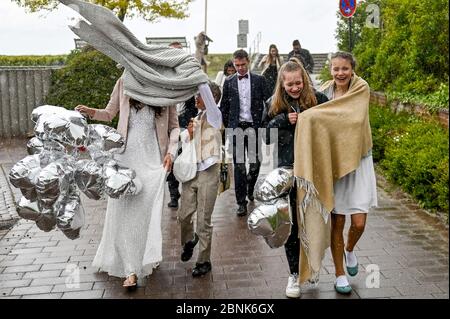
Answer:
[{"left": 205, "top": 53, "right": 233, "bottom": 79}]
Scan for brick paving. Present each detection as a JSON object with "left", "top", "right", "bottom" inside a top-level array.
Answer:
[
  {"left": 0, "top": 139, "right": 448, "bottom": 299},
  {"left": 0, "top": 168, "right": 18, "bottom": 231},
  {"left": 0, "top": 139, "right": 27, "bottom": 233}
]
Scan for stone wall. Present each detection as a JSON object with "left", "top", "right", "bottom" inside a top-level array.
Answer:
[{"left": 370, "top": 90, "right": 449, "bottom": 129}]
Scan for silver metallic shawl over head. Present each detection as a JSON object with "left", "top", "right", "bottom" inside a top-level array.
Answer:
[{"left": 59, "top": 0, "right": 209, "bottom": 107}]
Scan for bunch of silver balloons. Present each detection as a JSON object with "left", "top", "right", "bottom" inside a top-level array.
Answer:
[
  {"left": 247, "top": 167, "right": 294, "bottom": 248},
  {"left": 9, "top": 105, "right": 141, "bottom": 240}
]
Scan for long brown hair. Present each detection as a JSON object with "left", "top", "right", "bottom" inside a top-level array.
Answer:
[
  {"left": 266, "top": 44, "right": 281, "bottom": 66},
  {"left": 129, "top": 98, "right": 162, "bottom": 117},
  {"left": 331, "top": 51, "right": 356, "bottom": 69},
  {"left": 269, "top": 60, "right": 317, "bottom": 117}
]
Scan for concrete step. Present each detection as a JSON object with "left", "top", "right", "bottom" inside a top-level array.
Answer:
[{"left": 251, "top": 52, "right": 330, "bottom": 75}]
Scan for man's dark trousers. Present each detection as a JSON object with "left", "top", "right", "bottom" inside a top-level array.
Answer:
[{"left": 232, "top": 121, "right": 261, "bottom": 206}]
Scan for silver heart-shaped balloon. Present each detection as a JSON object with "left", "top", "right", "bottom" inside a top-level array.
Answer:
[
  {"left": 247, "top": 197, "right": 292, "bottom": 248},
  {"left": 254, "top": 168, "right": 293, "bottom": 202}
]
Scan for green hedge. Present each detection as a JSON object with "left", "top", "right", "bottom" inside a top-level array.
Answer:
[
  {"left": 0, "top": 55, "right": 67, "bottom": 66},
  {"left": 333, "top": 0, "right": 448, "bottom": 113},
  {"left": 206, "top": 53, "right": 233, "bottom": 79},
  {"left": 317, "top": 60, "right": 332, "bottom": 84},
  {"left": 45, "top": 48, "right": 122, "bottom": 127},
  {"left": 353, "top": 0, "right": 448, "bottom": 96},
  {"left": 370, "top": 105, "right": 449, "bottom": 213},
  {"left": 386, "top": 84, "right": 449, "bottom": 114}
]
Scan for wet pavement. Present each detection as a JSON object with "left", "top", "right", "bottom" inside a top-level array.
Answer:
[{"left": 0, "top": 138, "right": 448, "bottom": 299}]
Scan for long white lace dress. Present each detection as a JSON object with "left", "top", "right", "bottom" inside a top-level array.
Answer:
[{"left": 92, "top": 107, "right": 167, "bottom": 278}]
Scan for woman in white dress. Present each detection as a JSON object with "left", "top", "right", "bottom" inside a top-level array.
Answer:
[
  {"left": 76, "top": 77, "right": 179, "bottom": 288},
  {"left": 320, "top": 52, "right": 377, "bottom": 294}
]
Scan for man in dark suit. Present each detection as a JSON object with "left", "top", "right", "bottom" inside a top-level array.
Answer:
[
  {"left": 287, "top": 39, "right": 314, "bottom": 74},
  {"left": 220, "top": 49, "right": 270, "bottom": 216}
]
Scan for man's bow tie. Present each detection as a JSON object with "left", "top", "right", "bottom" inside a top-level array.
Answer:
[{"left": 238, "top": 74, "right": 249, "bottom": 80}]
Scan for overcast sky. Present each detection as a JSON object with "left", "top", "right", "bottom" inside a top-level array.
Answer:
[{"left": 0, "top": 0, "right": 339, "bottom": 55}]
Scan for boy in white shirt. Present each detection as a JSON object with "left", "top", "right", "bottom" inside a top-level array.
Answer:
[{"left": 178, "top": 82, "right": 223, "bottom": 277}]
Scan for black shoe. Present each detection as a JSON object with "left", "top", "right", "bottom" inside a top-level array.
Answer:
[
  {"left": 248, "top": 193, "right": 254, "bottom": 201},
  {"left": 236, "top": 205, "right": 247, "bottom": 217},
  {"left": 192, "top": 261, "right": 212, "bottom": 277},
  {"left": 168, "top": 198, "right": 179, "bottom": 208},
  {"left": 181, "top": 233, "right": 199, "bottom": 262}
]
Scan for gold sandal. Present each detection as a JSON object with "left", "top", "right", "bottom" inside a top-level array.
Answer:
[{"left": 123, "top": 273, "right": 138, "bottom": 288}]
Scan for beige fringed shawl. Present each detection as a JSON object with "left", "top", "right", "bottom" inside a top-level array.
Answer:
[{"left": 293, "top": 75, "right": 373, "bottom": 284}]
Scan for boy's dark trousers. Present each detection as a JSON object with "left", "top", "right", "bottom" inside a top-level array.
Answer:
[{"left": 167, "top": 170, "right": 180, "bottom": 202}]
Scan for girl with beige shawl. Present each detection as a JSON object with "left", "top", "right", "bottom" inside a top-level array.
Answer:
[{"left": 293, "top": 52, "right": 377, "bottom": 294}]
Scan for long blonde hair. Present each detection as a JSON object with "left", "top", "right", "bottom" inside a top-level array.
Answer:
[{"left": 269, "top": 60, "right": 317, "bottom": 117}]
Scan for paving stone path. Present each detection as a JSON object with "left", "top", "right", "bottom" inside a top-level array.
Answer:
[{"left": 0, "top": 139, "right": 448, "bottom": 299}]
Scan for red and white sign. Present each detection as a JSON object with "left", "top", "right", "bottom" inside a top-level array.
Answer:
[{"left": 340, "top": 0, "right": 357, "bottom": 18}]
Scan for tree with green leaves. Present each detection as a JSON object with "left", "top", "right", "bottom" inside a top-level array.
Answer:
[
  {"left": 12, "top": 0, "right": 192, "bottom": 22},
  {"left": 334, "top": 0, "right": 448, "bottom": 100}
]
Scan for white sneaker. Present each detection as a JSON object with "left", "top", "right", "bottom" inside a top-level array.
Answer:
[{"left": 285, "top": 273, "right": 301, "bottom": 298}]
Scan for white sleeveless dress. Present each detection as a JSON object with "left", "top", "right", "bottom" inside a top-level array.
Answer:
[{"left": 92, "top": 107, "right": 167, "bottom": 277}]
